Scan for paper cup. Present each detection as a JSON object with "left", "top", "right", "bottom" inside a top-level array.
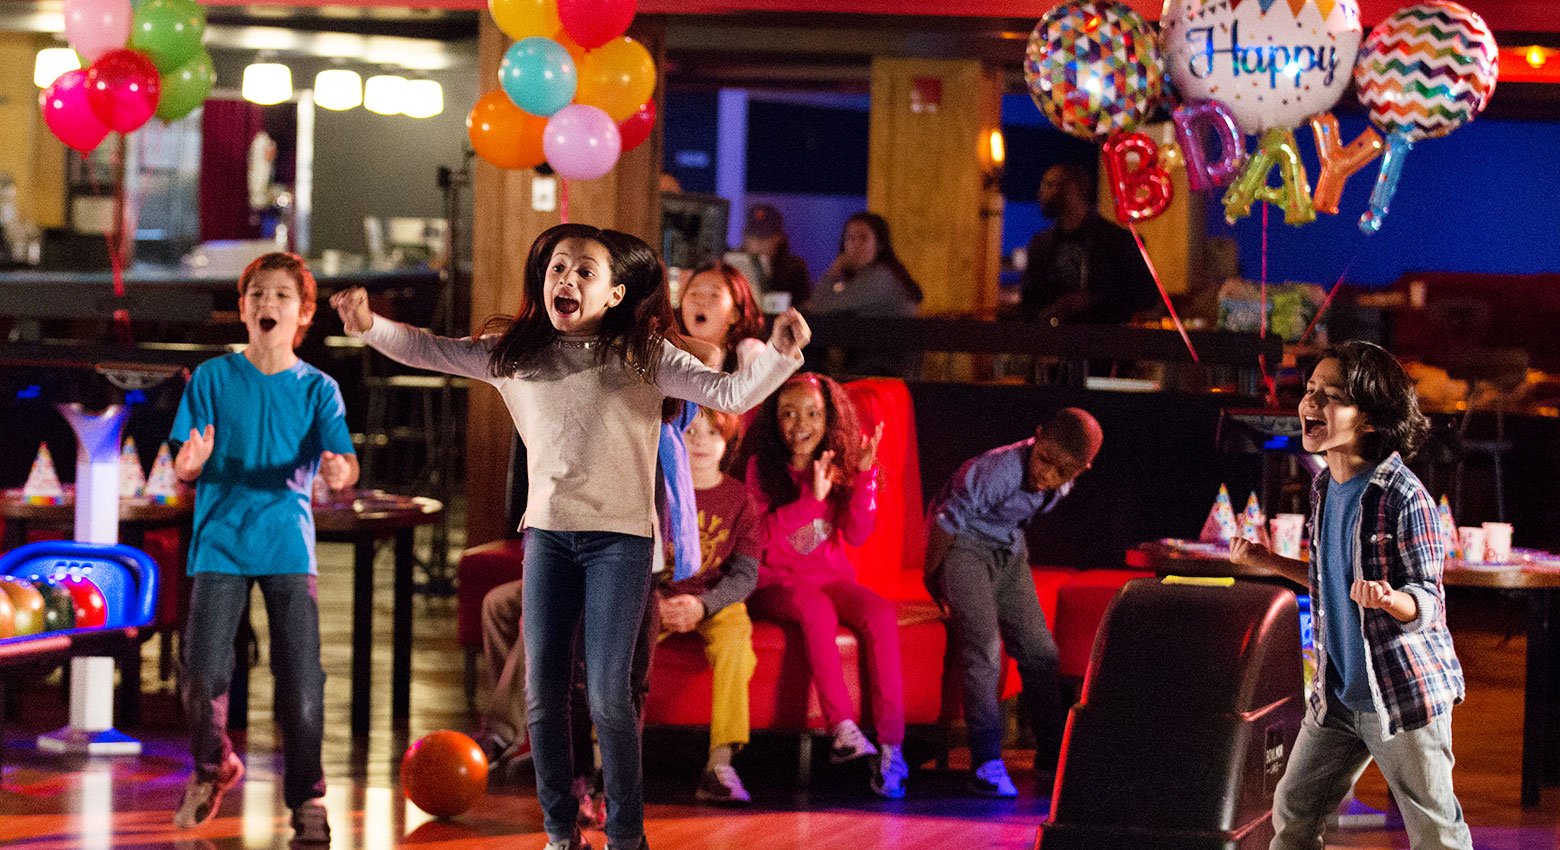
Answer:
[
  {"left": 1269, "top": 513, "right": 1305, "bottom": 559},
  {"left": 760, "top": 291, "right": 792, "bottom": 314},
  {"left": 1482, "top": 522, "right": 1513, "bottom": 564},
  {"left": 1458, "top": 527, "right": 1487, "bottom": 564}
]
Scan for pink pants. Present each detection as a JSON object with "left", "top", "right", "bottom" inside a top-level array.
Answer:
[{"left": 748, "top": 580, "right": 905, "bottom": 745}]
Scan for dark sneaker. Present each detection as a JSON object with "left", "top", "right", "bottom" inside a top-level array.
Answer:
[
  {"left": 173, "top": 751, "right": 244, "bottom": 829},
  {"left": 694, "top": 765, "right": 752, "bottom": 805},
  {"left": 829, "top": 719, "right": 878, "bottom": 764},
  {"left": 968, "top": 759, "right": 1018, "bottom": 798},
  {"left": 290, "top": 800, "right": 330, "bottom": 846},
  {"left": 870, "top": 745, "right": 908, "bottom": 800}
]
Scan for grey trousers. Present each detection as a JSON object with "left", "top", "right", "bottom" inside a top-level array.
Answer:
[{"left": 933, "top": 535, "right": 1062, "bottom": 766}]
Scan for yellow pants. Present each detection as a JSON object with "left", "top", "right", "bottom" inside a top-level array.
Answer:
[{"left": 691, "top": 602, "right": 757, "bottom": 752}]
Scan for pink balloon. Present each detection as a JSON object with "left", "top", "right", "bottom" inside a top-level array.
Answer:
[
  {"left": 39, "top": 68, "right": 111, "bottom": 153},
  {"left": 558, "top": 0, "right": 635, "bottom": 50},
  {"left": 63, "top": 0, "right": 132, "bottom": 63},
  {"left": 544, "top": 104, "right": 622, "bottom": 180},
  {"left": 617, "top": 99, "right": 655, "bottom": 153},
  {"left": 86, "top": 49, "right": 160, "bottom": 133}
]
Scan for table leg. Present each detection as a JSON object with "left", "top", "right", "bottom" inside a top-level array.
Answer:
[
  {"left": 391, "top": 528, "right": 414, "bottom": 727},
  {"left": 351, "top": 538, "right": 375, "bottom": 738},
  {"left": 1522, "top": 588, "right": 1555, "bottom": 807}
]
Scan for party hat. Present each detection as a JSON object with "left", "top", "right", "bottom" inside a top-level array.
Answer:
[
  {"left": 22, "top": 443, "right": 65, "bottom": 505},
  {"left": 120, "top": 437, "right": 146, "bottom": 498},
  {"left": 1240, "top": 491, "right": 1270, "bottom": 547},
  {"left": 145, "top": 443, "right": 181, "bottom": 503},
  {"left": 1438, "top": 495, "right": 1462, "bottom": 559},
  {"left": 1199, "top": 484, "right": 1240, "bottom": 543}
]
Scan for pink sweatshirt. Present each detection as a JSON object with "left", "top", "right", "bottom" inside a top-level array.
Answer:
[{"left": 747, "top": 455, "right": 879, "bottom": 588}]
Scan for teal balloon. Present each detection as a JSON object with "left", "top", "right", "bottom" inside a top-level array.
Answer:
[
  {"left": 129, "top": 0, "right": 205, "bottom": 72},
  {"left": 156, "top": 49, "right": 214, "bottom": 121},
  {"left": 500, "top": 37, "right": 577, "bottom": 117}
]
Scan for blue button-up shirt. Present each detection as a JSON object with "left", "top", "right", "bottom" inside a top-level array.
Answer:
[{"left": 928, "top": 438, "right": 1070, "bottom": 553}]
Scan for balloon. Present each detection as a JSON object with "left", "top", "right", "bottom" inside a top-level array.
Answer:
[
  {"left": 401, "top": 730, "right": 488, "bottom": 817},
  {"left": 500, "top": 37, "right": 577, "bottom": 117},
  {"left": 0, "top": 577, "right": 46, "bottom": 637},
  {"left": 86, "top": 48, "right": 160, "bottom": 132},
  {"left": 553, "top": 27, "right": 587, "bottom": 70},
  {"left": 1354, "top": 2, "right": 1497, "bottom": 143},
  {"left": 1308, "top": 113, "right": 1382, "bottom": 216},
  {"left": 1223, "top": 127, "right": 1315, "bottom": 226},
  {"left": 558, "top": 0, "right": 635, "bottom": 50},
  {"left": 128, "top": 0, "right": 204, "bottom": 72},
  {"left": 63, "top": 0, "right": 132, "bottom": 63},
  {"left": 1102, "top": 132, "right": 1172, "bottom": 223},
  {"left": 489, "top": 0, "right": 561, "bottom": 41},
  {"left": 155, "top": 49, "right": 214, "bottom": 122},
  {"left": 58, "top": 576, "right": 108, "bottom": 629},
  {"left": 1161, "top": 0, "right": 1362, "bottom": 134},
  {"left": 1023, "top": 1, "right": 1164, "bottom": 142},
  {"left": 1157, "top": 139, "right": 1184, "bottom": 171},
  {"left": 543, "top": 104, "right": 622, "bottom": 180},
  {"left": 467, "top": 91, "right": 549, "bottom": 170},
  {"left": 1360, "top": 134, "right": 1412, "bottom": 234},
  {"left": 617, "top": 99, "right": 656, "bottom": 153},
  {"left": 575, "top": 36, "right": 656, "bottom": 123},
  {"left": 40, "top": 68, "right": 112, "bottom": 153},
  {"left": 1172, "top": 100, "right": 1245, "bottom": 192}
]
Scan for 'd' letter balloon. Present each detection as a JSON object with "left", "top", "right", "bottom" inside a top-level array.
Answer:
[
  {"left": 575, "top": 36, "right": 656, "bottom": 123},
  {"left": 155, "top": 49, "right": 214, "bottom": 121},
  {"left": 1223, "top": 128, "right": 1316, "bottom": 226},
  {"left": 467, "top": 90, "right": 548, "bottom": 170},
  {"left": 1172, "top": 100, "right": 1245, "bottom": 192},
  {"left": 558, "top": 0, "right": 635, "bottom": 50},
  {"left": 543, "top": 104, "right": 621, "bottom": 180},
  {"left": 617, "top": 99, "right": 655, "bottom": 153},
  {"left": 40, "top": 68, "right": 111, "bottom": 153},
  {"left": 1308, "top": 112, "right": 1382, "bottom": 215},
  {"left": 86, "top": 49, "right": 160, "bottom": 132},
  {"left": 490, "top": 0, "right": 561, "bottom": 41},
  {"left": 1161, "top": 0, "right": 1361, "bottom": 134},
  {"left": 63, "top": 0, "right": 132, "bottom": 64},
  {"left": 1102, "top": 132, "right": 1172, "bottom": 223},
  {"left": 1024, "top": 1, "right": 1164, "bottom": 142},
  {"left": 128, "top": 0, "right": 205, "bottom": 72},
  {"left": 500, "top": 37, "right": 577, "bottom": 117}
]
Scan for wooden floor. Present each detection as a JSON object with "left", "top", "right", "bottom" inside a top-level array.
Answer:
[{"left": 1, "top": 531, "right": 1557, "bottom": 849}]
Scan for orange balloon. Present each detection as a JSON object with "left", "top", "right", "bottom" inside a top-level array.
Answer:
[
  {"left": 489, "top": 0, "right": 560, "bottom": 41},
  {"left": 401, "top": 730, "right": 489, "bottom": 818},
  {"left": 575, "top": 36, "right": 656, "bottom": 123},
  {"left": 467, "top": 91, "right": 548, "bottom": 171},
  {"left": 0, "top": 577, "right": 46, "bottom": 637},
  {"left": 553, "top": 27, "right": 587, "bottom": 71}
]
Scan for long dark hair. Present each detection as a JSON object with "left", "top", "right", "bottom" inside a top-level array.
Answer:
[
  {"left": 678, "top": 260, "right": 765, "bottom": 370},
  {"left": 1321, "top": 340, "right": 1430, "bottom": 462},
  {"left": 840, "top": 211, "right": 923, "bottom": 305},
  {"left": 735, "top": 373, "right": 864, "bottom": 509},
  {"left": 485, "top": 223, "right": 675, "bottom": 382}
]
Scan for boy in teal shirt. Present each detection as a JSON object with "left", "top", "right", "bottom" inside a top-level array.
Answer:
[{"left": 170, "top": 252, "right": 358, "bottom": 845}]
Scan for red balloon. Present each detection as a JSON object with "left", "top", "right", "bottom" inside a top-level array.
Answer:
[
  {"left": 1102, "top": 132, "right": 1172, "bottom": 223},
  {"left": 558, "top": 0, "right": 635, "bottom": 50},
  {"left": 57, "top": 576, "right": 108, "bottom": 628},
  {"left": 40, "top": 69, "right": 112, "bottom": 153},
  {"left": 86, "top": 49, "right": 161, "bottom": 133},
  {"left": 401, "top": 730, "right": 488, "bottom": 817},
  {"left": 617, "top": 99, "right": 655, "bottom": 153}
]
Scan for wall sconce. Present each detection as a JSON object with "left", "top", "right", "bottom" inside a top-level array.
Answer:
[
  {"left": 1528, "top": 45, "right": 1549, "bottom": 69},
  {"left": 402, "top": 79, "right": 444, "bottom": 119},
  {"left": 34, "top": 47, "right": 81, "bottom": 88},
  {"left": 314, "top": 69, "right": 363, "bottom": 111},
  {"left": 364, "top": 74, "right": 407, "bottom": 115},
  {"left": 984, "top": 128, "right": 1006, "bottom": 190},
  {"left": 243, "top": 62, "right": 293, "bottom": 105}
]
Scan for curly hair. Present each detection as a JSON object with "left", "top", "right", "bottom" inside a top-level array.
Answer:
[
  {"left": 735, "top": 373, "right": 864, "bottom": 509},
  {"left": 1319, "top": 340, "right": 1430, "bottom": 462},
  {"left": 238, "top": 252, "right": 317, "bottom": 348},
  {"left": 485, "top": 223, "right": 675, "bottom": 382},
  {"left": 678, "top": 260, "right": 766, "bottom": 370}
]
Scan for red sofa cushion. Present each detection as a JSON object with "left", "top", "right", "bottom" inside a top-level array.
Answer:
[
  {"left": 456, "top": 538, "right": 525, "bottom": 649},
  {"left": 1054, "top": 569, "right": 1153, "bottom": 679}
]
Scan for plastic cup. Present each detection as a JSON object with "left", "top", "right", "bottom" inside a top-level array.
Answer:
[
  {"left": 1269, "top": 513, "right": 1305, "bottom": 559},
  {"left": 1458, "top": 527, "right": 1487, "bottom": 564},
  {"left": 1482, "top": 522, "right": 1513, "bottom": 564}
]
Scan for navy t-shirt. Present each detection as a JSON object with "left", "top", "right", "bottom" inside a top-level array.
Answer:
[{"left": 1321, "top": 470, "right": 1375, "bottom": 712}]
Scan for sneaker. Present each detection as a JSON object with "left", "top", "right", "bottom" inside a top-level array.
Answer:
[
  {"left": 173, "top": 751, "right": 244, "bottom": 829},
  {"left": 968, "top": 759, "right": 1018, "bottom": 798},
  {"left": 870, "top": 745, "right": 908, "bottom": 800},
  {"left": 544, "top": 832, "right": 593, "bottom": 850},
  {"left": 829, "top": 719, "right": 878, "bottom": 764},
  {"left": 694, "top": 764, "right": 752, "bottom": 805},
  {"left": 289, "top": 800, "right": 330, "bottom": 846},
  {"left": 574, "top": 776, "right": 607, "bottom": 831}
]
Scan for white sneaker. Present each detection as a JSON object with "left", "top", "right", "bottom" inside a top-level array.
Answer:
[
  {"left": 829, "top": 719, "right": 878, "bottom": 764},
  {"left": 969, "top": 759, "right": 1018, "bottom": 798},
  {"left": 695, "top": 764, "right": 752, "bottom": 805},
  {"left": 871, "top": 744, "right": 908, "bottom": 799},
  {"left": 544, "top": 834, "right": 592, "bottom": 850}
]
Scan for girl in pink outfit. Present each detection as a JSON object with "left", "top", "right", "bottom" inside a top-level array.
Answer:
[{"left": 738, "top": 373, "right": 908, "bottom": 798}]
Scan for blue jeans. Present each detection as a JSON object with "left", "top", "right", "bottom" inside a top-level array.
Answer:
[
  {"left": 523, "top": 529, "right": 653, "bottom": 848},
  {"left": 181, "top": 572, "right": 326, "bottom": 810},
  {"left": 1271, "top": 692, "right": 1473, "bottom": 850}
]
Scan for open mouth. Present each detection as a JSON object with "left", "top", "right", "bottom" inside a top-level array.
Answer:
[
  {"left": 1302, "top": 417, "right": 1325, "bottom": 438},
  {"left": 259, "top": 318, "right": 277, "bottom": 333},
  {"left": 553, "top": 296, "right": 580, "bottom": 316},
  {"left": 693, "top": 312, "right": 708, "bottom": 325}
]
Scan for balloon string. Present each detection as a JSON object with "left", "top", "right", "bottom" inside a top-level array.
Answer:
[
  {"left": 1301, "top": 244, "right": 1363, "bottom": 345},
  {"left": 559, "top": 178, "right": 569, "bottom": 224},
  {"left": 1129, "top": 224, "right": 1199, "bottom": 366},
  {"left": 109, "top": 133, "right": 132, "bottom": 346},
  {"left": 1256, "top": 202, "right": 1276, "bottom": 407}
]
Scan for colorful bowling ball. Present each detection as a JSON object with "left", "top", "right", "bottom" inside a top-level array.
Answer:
[
  {"left": 0, "top": 588, "right": 13, "bottom": 639},
  {"left": 0, "top": 577, "right": 46, "bottom": 636},
  {"left": 32, "top": 577, "right": 76, "bottom": 632},
  {"left": 57, "top": 576, "right": 108, "bottom": 629},
  {"left": 400, "top": 730, "right": 488, "bottom": 817}
]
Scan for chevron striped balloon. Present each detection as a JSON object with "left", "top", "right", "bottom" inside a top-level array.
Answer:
[{"left": 1353, "top": 1, "right": 1497, "bottom": 142}]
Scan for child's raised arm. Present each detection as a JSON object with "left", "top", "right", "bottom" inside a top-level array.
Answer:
[
  {"left": 334, "top": 287, "right": 495, "bottom": 382},
  {"left": 657, "top": 310, "right": 808, "bottom": 413}
]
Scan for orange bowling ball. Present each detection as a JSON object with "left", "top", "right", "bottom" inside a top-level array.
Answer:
[
  {"left": 0, "top": 577, "right": 46, "bottom": 636},
  {"left": 400, "top": 730, "right": 488, "bottom": 817},
  {"left": 0, "top": 587, "right": 14, "bottom": 638}
]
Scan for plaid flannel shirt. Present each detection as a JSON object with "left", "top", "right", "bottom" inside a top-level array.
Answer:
[{"left": 1307, "top": 452, "right": 1465, "bottom": 738}]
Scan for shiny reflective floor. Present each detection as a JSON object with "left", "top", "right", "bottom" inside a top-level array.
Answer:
[{"left": 0, "top": 536, "right": 1555, "bottom": 849}]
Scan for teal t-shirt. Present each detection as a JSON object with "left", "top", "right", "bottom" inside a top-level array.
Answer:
[{"left": 170, "top": 353, "right": 355, "bottom": 576}]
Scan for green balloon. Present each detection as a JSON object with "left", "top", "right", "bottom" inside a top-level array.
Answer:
[
  {"left": 157, "top": 50, "right": 215, "bottom": 122},
  {"left": 128, "top": 0, "right": 205, "bottom": 72}
]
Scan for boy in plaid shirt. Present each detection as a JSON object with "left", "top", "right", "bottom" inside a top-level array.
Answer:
[{"left": 1232, "top": 341, "right": 1470, "bottom": 850}]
